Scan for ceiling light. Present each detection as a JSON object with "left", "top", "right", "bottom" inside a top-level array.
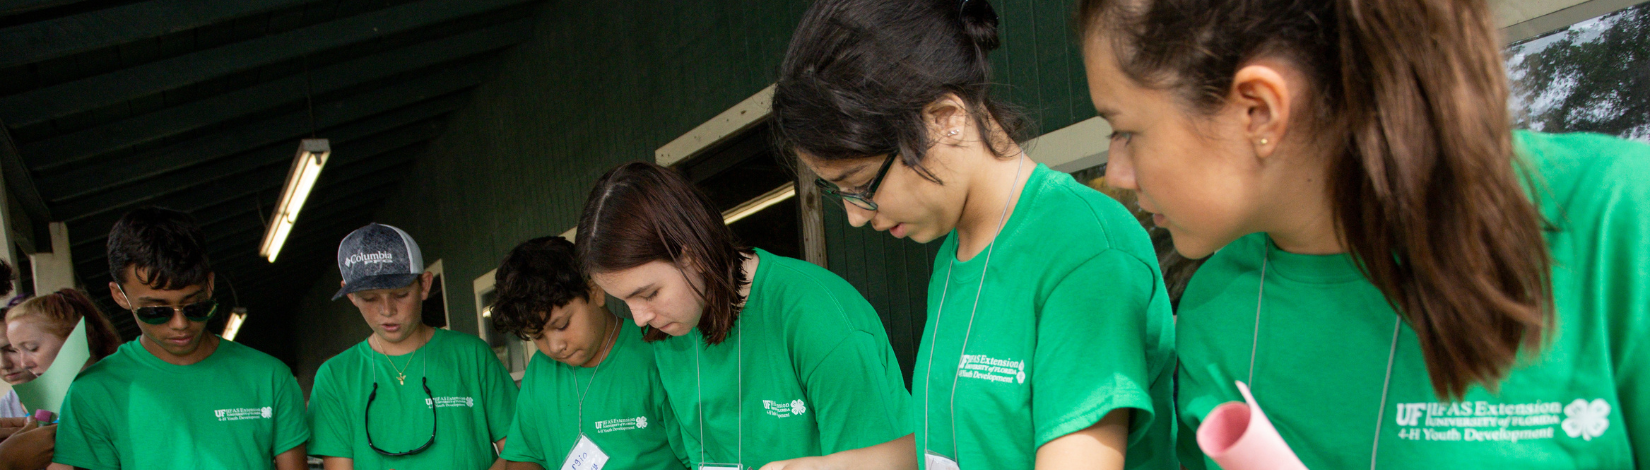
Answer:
[
  {"left": 723, "top": 184, "right": 795, "bottom": 224},
  {"left": 222, "top": 309, "right": 248, "bottom": 342},
  {"left": 259, "top": 139, "right": 330, "bottom": 262}
]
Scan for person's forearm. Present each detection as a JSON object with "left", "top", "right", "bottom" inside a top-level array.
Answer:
[
  {"left": 505, "top": 460, "right": 545, "bottom": 470},
  {"left": 1034, "top": 409, "right": 1129, "bottom": 470},
  {"left": 322, "top": 456, "right": 354, "bottom": 470},
  {"left": 274, "top": 444, "right": 307, "bottom": 470},
  {"left": 487, "top": 438, "right": 508, "bottom": 470},
  {"left": 822, "top": 434, "right": 916, "bottom": 470}
]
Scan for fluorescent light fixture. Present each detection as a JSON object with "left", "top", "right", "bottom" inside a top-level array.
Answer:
[
  {"left": 723, "top": 184, "right": 796, "bottom": 224},
  {"left": 222, "top": 308, "right": 249, "bottom": 342},
  {"left": 260, "top": 139, "right": 331, "bottom": 262}
]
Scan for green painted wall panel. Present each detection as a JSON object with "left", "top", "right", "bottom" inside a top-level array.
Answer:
[{"left": 287, "top": 0, "right": 1099, "bottom": 392}]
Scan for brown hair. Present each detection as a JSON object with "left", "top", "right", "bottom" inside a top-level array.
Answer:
[
  {"left": 1078, "top": 0, "right": 1553, "bottom": 399},
  {"left": 7, "top": 289, "right": 125, "bottom": 362},
  {"left": 575, "top": 162, "right": 749, "bottom": 345}
]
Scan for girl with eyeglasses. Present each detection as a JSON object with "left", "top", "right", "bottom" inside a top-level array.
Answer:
[
  {"left": 1075, "top": 0, "right": 1650, "bottom": 468},
  {"left": 771, "top": 1, "right": 1178, "bottom": 469},
  {"left": 576, "top": 161, "right": 914, "bottom": 470}
]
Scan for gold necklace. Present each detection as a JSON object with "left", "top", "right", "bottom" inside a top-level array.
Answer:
[{"left": 374, "top": 334, "right": 420, "bottom": 385}]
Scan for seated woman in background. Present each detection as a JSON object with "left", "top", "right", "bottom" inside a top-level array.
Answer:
[
  {"left": 0, "top": 289, "right": 125, "bottom": 470},
  {"left": 7, "top": 289, "right": 124, "bottom": 378},
  {"left": 0, "top": 260, "right": 23, "bottom": 418},
  {"left": 2, "top": 313, "right": 38, "bottom": 418}
]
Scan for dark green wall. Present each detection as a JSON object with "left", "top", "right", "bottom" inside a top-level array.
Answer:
[{"left": 288, "top": 0, "right": 1098, "bottom": 391}]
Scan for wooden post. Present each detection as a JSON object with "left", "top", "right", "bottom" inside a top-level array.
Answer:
[{"left": 796, "top": 164, "right": 828, "bottom": 268}]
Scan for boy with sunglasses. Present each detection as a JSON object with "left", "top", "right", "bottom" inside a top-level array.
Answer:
[
  {"left": 308, "top": 223, "right": 516, "bottom": 470},
  {"left": 53, "top": 207, "right": 310, "bottom": 469}
]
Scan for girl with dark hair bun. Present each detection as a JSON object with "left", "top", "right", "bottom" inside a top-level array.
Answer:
[
  {"left": 773, "top": 0, "right": 1177, "bottom": 469},
  {"left": 1077, "top": 0, "right": 1650, "bottom": 468},
  {"left": 575, "top": 161, "right": 914, "bottom": 469}
]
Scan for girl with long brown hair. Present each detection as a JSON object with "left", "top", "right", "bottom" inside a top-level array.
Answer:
[
  {"left": 771, "top": 0, "right": 1178, "bottom": 468},
  {"left": 575, "top": 161, "right": 914, "bottom": 469},
  {"left": 1077, "top": 0, "right": 1650, "bottom": 468}
]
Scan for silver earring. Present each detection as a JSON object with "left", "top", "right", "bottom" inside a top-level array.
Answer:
[{"left": 947, "top": 129, "right": 960, "bottom": 137}]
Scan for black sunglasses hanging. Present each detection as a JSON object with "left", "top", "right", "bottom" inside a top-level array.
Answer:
[{"left": 364, "top": 377, "right": 437, "bottom": 456}]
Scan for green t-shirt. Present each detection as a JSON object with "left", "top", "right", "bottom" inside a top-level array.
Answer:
[
  {"left": 913, "top": 164, "right": 1178, "bottom": 470},
  {"left": 1176, "top": 131, "right": 1650, "bottom": 469},
  {"left": 54, "top": 338, "right": 310, "bottom": 470},
  {"left": 652, "top": 248, "right": 914, "bottom": 468},
  {"left": 501, "top": 321, "right": 688, "bottom": 469},
  {"left": 309, "top": 328, "right": 517, "bottom": 469}
]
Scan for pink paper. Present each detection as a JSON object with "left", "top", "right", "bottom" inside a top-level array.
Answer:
[{"left": 1196, "top": 381, "right": 1308, "bottom": 470}]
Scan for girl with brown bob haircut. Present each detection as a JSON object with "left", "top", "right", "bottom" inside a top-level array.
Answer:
[
  {"left": 1077, "top": 0, "right": 1650, "bottom": 467},
  {"left": 576, "top": 161, "right": 915, "bottom": 469}
]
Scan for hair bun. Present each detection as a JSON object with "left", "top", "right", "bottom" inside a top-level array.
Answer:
[{"left": 959, "top": 0, "right": 1000, "bottom": 52}]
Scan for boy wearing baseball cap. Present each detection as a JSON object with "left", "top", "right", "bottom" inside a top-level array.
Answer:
[{"left": 308, "top": 223, "right": 516, "bottom": 469}]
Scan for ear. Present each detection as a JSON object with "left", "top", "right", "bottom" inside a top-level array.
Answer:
[
  {"left": 108, "top": 281, "right": 129, "bottom": 310},
  {"left": 418, "top": 272, "right": 435, "bottom": 301},
  {"left": 1229, "top": 59, "right": 1295, "bottom": 159},
  {"left": 922, "top": 93, "right": 972, "bottom": 145},
  {"left": 588, "top": 281, "right": 607, "bottom": 308}
]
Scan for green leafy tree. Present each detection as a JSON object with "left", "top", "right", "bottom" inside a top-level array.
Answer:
[{"left": 1506, "top": 3, "right": 1649, "bottom": 141}]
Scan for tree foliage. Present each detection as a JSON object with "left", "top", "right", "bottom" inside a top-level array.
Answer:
[{"left": 1506, "top": 3, "right": 1649, "bottom": 141}]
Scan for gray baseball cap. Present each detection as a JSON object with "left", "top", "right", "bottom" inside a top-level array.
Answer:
[{"left": 333, "top": 223, "right": 424, "bottom": 300}]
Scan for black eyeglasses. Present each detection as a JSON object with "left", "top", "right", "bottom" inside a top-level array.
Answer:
[
  {"left": 116, "top": 285, "right": 219, "bottom": 325},
  {"left": 366, "top": 377, "right": 437, "bottom": 456},
  {"left": 814, "top": 152, "right": 898, "bottom": 211}
]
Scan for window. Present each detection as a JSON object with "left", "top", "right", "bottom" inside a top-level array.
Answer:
[
  {"left": 473, "top": 269, "right": 533, "bottom": 382},
  {"left": 1506, "top": 2, "right": 1650, "bottom": 142},
  {"left": 423, "top": 260, "right": 451, "bottom": 329}
]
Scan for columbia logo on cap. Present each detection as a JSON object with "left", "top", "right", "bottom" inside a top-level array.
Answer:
[
  {"left": 332, "top": 223, "right": 425, "bottom": 300},
  {"left": 344, "top": 252, "right": 396, "bottom": 267}
]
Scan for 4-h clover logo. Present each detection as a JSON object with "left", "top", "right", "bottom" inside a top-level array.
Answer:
[
  {"left": 466, "top": 397, "right": 474, "bottom": 407},
  {"left": 791, "top": 399, "right": 807, "bottom": 415},
  {"left": 261, "top": 407, "right": 273, "bottom": 419},
  {"left": 636, "top": 416, "right": 648, "bottom": 428},
  {"left": 1562, "top": 398, "right": 1611, "bottom": 441},
  {"left": 1016, "top": 370, "right": 1026, "bottom": 384}
]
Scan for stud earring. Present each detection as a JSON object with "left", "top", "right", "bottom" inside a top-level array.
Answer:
[
  {"left": 947, "top": 129, "right": 960, "bottom": 137},
  {"left": 1258, "top": 138, "right": 1269, "bottom": 145}
]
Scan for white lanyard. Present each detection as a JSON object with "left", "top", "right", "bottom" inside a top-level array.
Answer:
[
  {"left": 571, "top": 320, "right": 621, "bottom": 440},
  {"left": 695, "top": 321, "right": 741, "bottom": 468},
  {"left": 1249, "top": 242, "right": 1401, "bottom": 470},
  {"left": 921, "top": 154, "right": 1024, "bottom": 462}
]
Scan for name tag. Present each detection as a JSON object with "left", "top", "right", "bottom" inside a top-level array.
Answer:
[
  {"left": 699, "top": 464, "right": 741, "bottom": 470},
  {"left": 561, "top": 434, "right": 610, "bottom": 470},
  {"left": 925, "top": 451, "right": 961, "bottom": 470}
]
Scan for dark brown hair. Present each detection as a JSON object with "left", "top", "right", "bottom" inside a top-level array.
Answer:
[
  {"left": 491, "top": 236, "right": 591, "bottom": 341},
  {"left": 772, "top": 0, "right": 1030, "bottom": 181},
  {"left": 107, "top": 207, "right": 213, "bottom": 290},
  {"left": 575, "top": 162, "right": 749, "bottom": 345},
  {"left": 7, "top": 288, "right": 125, "bottom": 362},
  {"left": 1078, "top": 0, "right": 1553, "bottom": 399}
]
